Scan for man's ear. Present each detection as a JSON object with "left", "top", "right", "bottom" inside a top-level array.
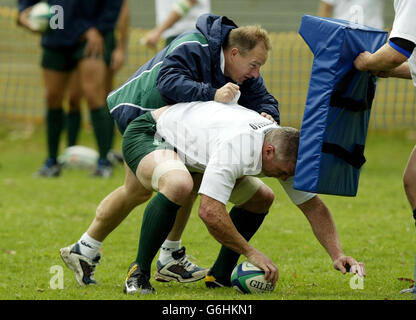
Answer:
[
  {"left": 264, "top": 144, "right": 275, "bottom": 159},
  {"left": 230, "top": 47, "right": 239, "bottom": 58}
]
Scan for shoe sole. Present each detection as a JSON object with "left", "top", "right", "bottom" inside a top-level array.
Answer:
[
  {"left": 124, "top": 280, "right": 155, "bottom": 295},
  {"left": 60, "top": 246, "right": 89, "bottom": 286},
  {"left": 154, "top": 269, "right": 208, "bottom": 283}
]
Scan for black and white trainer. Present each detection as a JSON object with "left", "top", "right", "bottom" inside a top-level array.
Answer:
[
  {"left": 60, "top": 243, "right": 100, "bottom": 286},
  {"left": 154, "top": 247, "right": 208, "bottom": 283}
]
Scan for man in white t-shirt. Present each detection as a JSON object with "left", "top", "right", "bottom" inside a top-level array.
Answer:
[
  {"left": 354, "top": 0, "right": 416, "bottom": 225},
  {"left": 354, "top": 0, "right": 416, "bottom": 297},
  {"left": 318, "top": 0, "right": 384, "bottom": 29},
  {"left": 120, "top": 101, "right": 366, "bottom": 294},
  {"left": 144, "top": 0, "right": 211, "bottom": 48}
]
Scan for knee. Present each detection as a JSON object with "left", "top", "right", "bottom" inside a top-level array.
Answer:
[
  {"left": 159, "top": 171, "right": 194, "bottom": 205},
  {"left": 241, "top": 185, "right": 275, "bottom": 213},
  {"left": 68, "top": 93, "right": 81, "bottom": 112},
  {"left": 45, "top": 89, "right": 64, "bottom": 108},
  {"left": 84, "top": 90, "right": 105, "bottom": 109},
  {"left": 256, "top": 185, "right": 275, "bottom": 211},
  {"left": 81, "top": 77, "right": 106, "bottom": 108}
]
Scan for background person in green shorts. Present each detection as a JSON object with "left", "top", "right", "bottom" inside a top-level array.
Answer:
[
  {"left": 18, "top": 0, "right": 123, "bottom": 178},
  {"left": 65, "top": 0, "right": 129, "bottom": 152}
]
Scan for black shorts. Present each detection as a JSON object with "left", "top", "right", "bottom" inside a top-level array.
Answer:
[{"left": 41, "top": 31, "right": 115, "bottom": 72}]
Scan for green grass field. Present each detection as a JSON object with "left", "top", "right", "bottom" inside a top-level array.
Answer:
[{"left": 0, "top": 119, "right": 415, "bottom": 301}]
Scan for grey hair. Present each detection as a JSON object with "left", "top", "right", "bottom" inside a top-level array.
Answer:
[{"left": 264, "top": 127, "right": 300, "bottom": 163}]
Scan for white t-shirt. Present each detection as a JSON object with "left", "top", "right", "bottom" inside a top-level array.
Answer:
[
  {"left": 155, "top": 0, "right": 211, "bottom": 39},
  {"left": 156, "top": 101, "right": 315, "bottom": 205},
  {"left": 322, "top": 0, "right": 384, "bottom": 29},
  {"left": 389, "top": 0, "right": 416, "bottom": 87}
]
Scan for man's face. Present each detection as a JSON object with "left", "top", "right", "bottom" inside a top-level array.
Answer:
[
  {"left": 224, "top": 43, "right": 268, "bottom": 84},
  {"left": 261, "top": 145, "right": 296, "bottom": 181}
]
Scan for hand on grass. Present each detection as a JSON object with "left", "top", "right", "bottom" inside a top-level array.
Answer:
[{"left": 333, "top": 255, "right": 366, "bottom": 277}]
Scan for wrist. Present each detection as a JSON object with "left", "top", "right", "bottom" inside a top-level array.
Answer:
[{"left": 331, "top": 251, "right": 345, "bottom": 262}]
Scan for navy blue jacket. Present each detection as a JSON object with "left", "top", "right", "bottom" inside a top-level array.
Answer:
[
  {"left": 158, "top": 14, "right": 280, "bottom": 123},
  {"left": 18, "top": 0, "right": 122, "bottom": 48}
]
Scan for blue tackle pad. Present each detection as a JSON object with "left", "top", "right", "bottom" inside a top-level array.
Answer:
[{"left": 294, "top": 15, "right": 387, "bottom": 196}]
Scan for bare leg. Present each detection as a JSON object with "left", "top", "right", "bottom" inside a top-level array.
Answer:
[
  {"left": 78, "top": 58, "right": 107, "bottom": 109},
  {"left": 87, "top": 163, "right": 152, "bottom": 241},
  {"left": 404, "top": 146, "right": 416, "bottom": 212},
  {"left": 38, "top": 69, "right": 69, "bottom": 173}
]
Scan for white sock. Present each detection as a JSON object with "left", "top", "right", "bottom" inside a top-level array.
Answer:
[
  {"left": 158, "top": 239, "right": 181, "bottom": 265},
  {"left": 78, "top": 232, "right": 102, "bottom": 260}
]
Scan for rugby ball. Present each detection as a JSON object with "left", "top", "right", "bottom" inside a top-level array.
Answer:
[
  {"left": 231, "top": 261, "right": 276, "bottom": 294},
  {"left": 28, "top": 2, "right": 52, "bottom": 32},
  {"left": 58, "top": 146, "right": 99, "bottom": 170}
]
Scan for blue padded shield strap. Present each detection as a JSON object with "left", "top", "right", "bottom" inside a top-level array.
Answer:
[
  {"left": 322, "top": 143, "right": 366, "bottom": 169},
  {"left": 330, "top": 68, "right": 376, "bottom": 112}
]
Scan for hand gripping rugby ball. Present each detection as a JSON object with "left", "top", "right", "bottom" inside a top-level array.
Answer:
[
  {"left": 58, "top": 146, "right": 99, "bottom": 170},
  {"left": 28, "top": 2, "right": 52, "bottom": 32},
  {"left": 231, "top": 261, "right": 276, "bottom": 294}
]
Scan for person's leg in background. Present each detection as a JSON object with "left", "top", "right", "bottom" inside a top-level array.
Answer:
[
  {"left": 403, "top": 146, "right": 416, "bottom": 300},
  {"left": 36, "top": 67, "right": 70, "bottom": 177},
  {"left": 78, "top": 55, "right": 115, "bottom": 178},
  {"left": 66, "top": 70, "right": 83, "bottom": 147},
  {"left": 403, "top": 146, "right": 416, "bottom": 224}
]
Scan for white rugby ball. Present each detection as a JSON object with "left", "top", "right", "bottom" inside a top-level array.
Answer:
[
  {"left": 28, "top": 2, "right": 52, "bottom": 32},
  {"left": 58, "top": 146, "right": 99, "bottom": 170},
  {"left": 231, "top": 261, "right": 276, "bottom": 294}
]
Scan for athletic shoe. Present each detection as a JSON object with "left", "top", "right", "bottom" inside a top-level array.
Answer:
[
  {"left": 34, "top": 158, "right": 61, "bottom": 177},
  {"left": 205, "top": 270, "right": 229, "bottom": 288},
  {"left": 91, "top": 158, "right": 113, "bottom": 178},
  {"left": 123, "top": 262, "right": 155, "bottom": 295},
  {"left": 60, "top": 243, "right": 100, "bottom": 286},
  {"left": 154, "top": 247, "right": 208, "bottom": 283},
  {"left": 400, "top": 287, "right": 416, "bottom": 295}
]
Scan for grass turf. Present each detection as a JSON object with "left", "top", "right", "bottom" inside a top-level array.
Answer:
[{"left": 0, "top": 119, "right": 415, "bottom": 301}]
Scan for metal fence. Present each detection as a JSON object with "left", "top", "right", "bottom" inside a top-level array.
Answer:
[{"left": 0, "top": 5, "right": 415, "bottom": 129}]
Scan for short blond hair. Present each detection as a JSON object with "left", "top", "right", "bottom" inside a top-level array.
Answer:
[
  {"left": 264, "top": 127, "right": 299, "bottom": 163},
  {"left": 224, "top": 25, "right": 272, "bottom": 56}
]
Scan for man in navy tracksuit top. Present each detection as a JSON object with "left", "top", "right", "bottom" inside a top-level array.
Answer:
[
  {"left": 60, "top": 13, "right": 281, "bottom": 289},
  {"left": 108, "top": 13, "right": 280, "bottom": 134},
  {"left": 18, "top": 0, "right": 123, "bottom": 177}
]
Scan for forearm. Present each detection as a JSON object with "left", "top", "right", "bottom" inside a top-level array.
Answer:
[
  {"left": 387, "top": 62, "right": 412, "bottom": 79},
  {"left": 299, "top": 196, "right": 344, "bottom": 261},
  {"left": 199, "top": 196, "right": 253, "bottom": 256},
  {"left": 359, "top": 43, "right": 408, "bottom": 71},
  {"left": 155, "top": 11, "right": 182, "bottom": 35},
  {"left": 155, "top": 0, "right": 197, "bottom": 35},
  {"left": 116, "top": 0, "right": 129, "bottom": 51}
]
